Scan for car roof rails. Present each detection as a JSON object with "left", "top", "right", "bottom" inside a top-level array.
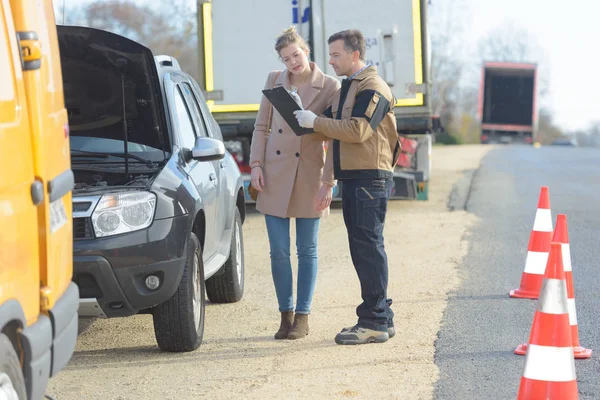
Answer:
[{"left": 155, "top": 55, "right": 181, "bottom": 71}]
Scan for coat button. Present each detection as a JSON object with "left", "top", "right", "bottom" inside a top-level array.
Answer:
[
  {"left": 278, "top": 129, "right": 283, "bottom": 134},
  {"left": 295, "top": 152, "right": 300, "bottom": 157},
  {"left": 276, "top": 150, "right": 281, "bottom": 155}
]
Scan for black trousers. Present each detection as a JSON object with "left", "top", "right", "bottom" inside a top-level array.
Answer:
[{"left": 341, "top": 178, "right": 394, "bottom": 332}]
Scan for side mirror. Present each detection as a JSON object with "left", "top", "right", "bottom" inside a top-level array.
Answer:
[{"left": 191, "top": 137, "right": 225, "bottom": 161}]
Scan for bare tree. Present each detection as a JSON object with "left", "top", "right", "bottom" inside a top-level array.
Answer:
[
  {"left": 427, "top": 0, "right": 489, "bottom": 143},
  {"left": 476, "top": 22, "right": 550, "bottom": 100},
  {"left": 588, "top": 121, "right": 600, "bottom": 147},
  {"left": 474, "top": 22, "right": 563, "bottom": 144},
  {"left": 537, "top": 109, "right": 564, "bottom": 145},
  {"left": 428, "top": 0, "right": 472, "bottom": 121},
  {"left": 62, "top": 0, "right": 199, "bottom": 82},
  {"left": 573, "top": 130, "right": 591, "bottom": 147}
]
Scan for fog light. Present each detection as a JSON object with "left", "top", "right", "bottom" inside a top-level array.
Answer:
[{"left": 145, "top": 275, "right": 160, "bottom": 290}]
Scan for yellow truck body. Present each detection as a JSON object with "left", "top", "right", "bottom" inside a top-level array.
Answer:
[{"left": 0, "top": 0, "right": 78, "bottom": 398}]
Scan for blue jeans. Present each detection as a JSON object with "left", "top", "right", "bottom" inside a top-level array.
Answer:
[
  {"left": 341, "top": 178, "right": 395, "bottom": 332},
  {"left": 265, "top": 215, "right": 320, "bottom": 314}
]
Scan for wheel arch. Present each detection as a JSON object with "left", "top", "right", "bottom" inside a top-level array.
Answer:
[{"left": 0, "top": 300, "right": 26, "bottom": 349}]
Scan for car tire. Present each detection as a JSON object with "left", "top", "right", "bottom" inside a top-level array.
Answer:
[
  {"left": 0, "top": 333, "right": 27, "bottom": 400},
  {"left": 152, "top": 232, "right": 205, "bottom": 352},
  {"left": 206, "top": 207, "right": 244, "bottom": 303}
]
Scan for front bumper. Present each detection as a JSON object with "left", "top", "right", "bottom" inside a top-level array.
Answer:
[{"left": 73, "top": 215, "right": 189, "bottom": 318}]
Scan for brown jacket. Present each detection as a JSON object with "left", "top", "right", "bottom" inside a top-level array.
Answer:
[
  {"left": 313, "top": 66, "right": 400, "bottom": 180},
  {"left": 249, "top": 62, "right": 340, "bottom": 218}
]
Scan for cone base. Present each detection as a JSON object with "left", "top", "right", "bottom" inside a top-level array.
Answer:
[
  {"left": 515, "top": 343, "right": 527, "bottom": 356},
  {"left": 515, "top": 343, "right": 592, "bottom": 359},
  {"left": 518, "top": 377, "right": 578, "bottom": 400},
  {"left": 509, "top": 288, "right": 539, "bottom": 300},
  {"left": 574, "top": 346, "right": 592, "bottom": 359}
]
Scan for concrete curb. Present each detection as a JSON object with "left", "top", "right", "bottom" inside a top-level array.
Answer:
[{"left": 447, "top": 167, "right": 479, "bottom": 212}]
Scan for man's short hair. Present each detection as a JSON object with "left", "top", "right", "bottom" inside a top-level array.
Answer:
[{"left": 328, "top": 29, "right": 366, "bottom": 61}]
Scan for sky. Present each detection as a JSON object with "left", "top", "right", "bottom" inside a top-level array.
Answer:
[{"left": 54, "top": 0, "right": 599, "bottom": 132}]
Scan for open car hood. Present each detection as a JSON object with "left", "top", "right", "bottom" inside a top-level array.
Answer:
[{"left": 57, "top": 25, "right": 170, "bottom": 153}]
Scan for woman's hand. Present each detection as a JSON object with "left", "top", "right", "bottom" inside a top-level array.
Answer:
[
  {"left": 316, "top": 183, "right": 333, "bottom": 211},
  {"left": 288, "top": 90, "right": 303, "bottom": 109},
  {"left": 251, "top": 166, "right": 265, "bottom": 191}
]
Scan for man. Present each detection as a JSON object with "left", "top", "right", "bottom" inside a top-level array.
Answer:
[{"left": 294, "top": 29, "right": 400, "bottom": 345}]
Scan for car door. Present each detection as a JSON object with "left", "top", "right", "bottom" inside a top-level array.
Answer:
[
  {"left": 180, "top": 81, "right": 227, "bottom": 248},
  {"left": 169, "top": 78, "right": 219, "bottom": 260}
]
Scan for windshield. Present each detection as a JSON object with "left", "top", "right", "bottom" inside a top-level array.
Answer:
[{"left": 70, "top": 136, "right": 162, "bottom": 153}]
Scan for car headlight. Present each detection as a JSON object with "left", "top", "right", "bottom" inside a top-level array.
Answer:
[{"left": 91, "top": 192, "right": 156, "bottom": 238}]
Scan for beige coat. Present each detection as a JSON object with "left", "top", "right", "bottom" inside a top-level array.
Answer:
[{"left": 249, "top": 62, "right": 340, "bottom": 218}]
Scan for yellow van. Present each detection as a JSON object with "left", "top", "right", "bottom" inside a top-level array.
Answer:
[{"left": 0, "top": 0, "right": 78, "bottom": 399}]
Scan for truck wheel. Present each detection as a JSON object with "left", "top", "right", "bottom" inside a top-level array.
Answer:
[
  {"left": 0, "top": 333, "right": 26, "bottom": 400},
  {"left": 206, "top": 208, "right": 244, "bottom": 303},
  {"left": 152, "top": 232, "right": 205, "bottom": 352}
]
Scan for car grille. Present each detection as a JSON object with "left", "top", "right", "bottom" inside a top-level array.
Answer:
[
  {"left": 73, "top": 201, "right": 93, "bottom": 213},
  {"left": 73, "top": 218, "right": 95, "bottom": 239}
]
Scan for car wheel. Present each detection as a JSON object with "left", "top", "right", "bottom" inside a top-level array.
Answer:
[
  {"left": 152, "top": 232, "right": 205, "bottom": 352},
  {"left": 206, "top": 207, "right": 244, "bottom": 303},
  {"left": 0, "top": 333, "right": 26, "bottom": 400}
]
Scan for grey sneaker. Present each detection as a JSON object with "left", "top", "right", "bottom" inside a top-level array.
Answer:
[
  {"left": 342, "top": 325, "right": 395, "bottom": 338},
  {"left": 335, "top": 325, "right": 389, "bottom": 345}
]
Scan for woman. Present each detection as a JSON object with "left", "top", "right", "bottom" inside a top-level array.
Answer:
[{"left": 249, "top": 26, "right": 340, "bottom": 340}]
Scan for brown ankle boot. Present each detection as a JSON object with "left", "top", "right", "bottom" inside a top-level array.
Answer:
[
  {"left": 274, "top": 311, "right": 294, "bottom": 339},
  {"left": 287, "top": 313, "right": 309, "bottom": 340}
]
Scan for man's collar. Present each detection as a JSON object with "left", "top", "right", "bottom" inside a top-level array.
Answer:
[
  {"left": 343, "top": 64, "right": 377, "bottom": 84},
  {"left": 347, "top": 62, "right": 372, "bottom": 80}
]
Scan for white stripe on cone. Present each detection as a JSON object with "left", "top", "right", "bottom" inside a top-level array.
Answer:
[
  {"left": 568, "top": 298, "right": 578, "bottom": 326},
  {"left": 533, "top": 209, "right": 553, "bottom": 232},
  {"left": 560, "top": 243, "right": 577, "bottom": 326},
  {"left": 523, "top": 344, "right": 576, "bottom": 382},
  {"left": 537, "top": 279, "right": 569, "bottom": 315},
  {"left": 524, "top": 251, "right": 550, "bottom": 275},
  {"left": 561, "top": 243, "right": 572, "bottom": 272}
]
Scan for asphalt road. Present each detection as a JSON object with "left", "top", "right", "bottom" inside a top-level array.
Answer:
[{"left": 435, "top": 145, "right": 600, "bottom": 399}]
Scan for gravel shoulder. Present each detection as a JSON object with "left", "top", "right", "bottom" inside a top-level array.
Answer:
[{"left": 47, "top": 144, "right": 493, "bottom": 400}]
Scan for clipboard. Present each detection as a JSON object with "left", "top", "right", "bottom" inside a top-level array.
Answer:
[{"left": 262, "top": 86, "right": 314, "bottom": 136}]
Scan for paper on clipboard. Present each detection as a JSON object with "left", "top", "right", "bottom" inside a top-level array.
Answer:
[{"left": 262, "top": 86, "right": 314, "bottom": 136}]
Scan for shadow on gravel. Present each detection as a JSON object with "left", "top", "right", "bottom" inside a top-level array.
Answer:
[{"left": 66, "top": 338, "right": 336, "bottom": 370}]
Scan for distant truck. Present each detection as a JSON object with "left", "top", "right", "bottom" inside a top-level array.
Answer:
[
  {"left": 197, "top": 0, "right": 434, "bottom": 201},
  {"left": 477, "top": 62, "right": 538, "bottom": 145}
]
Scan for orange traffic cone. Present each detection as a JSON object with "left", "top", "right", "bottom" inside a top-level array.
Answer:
[
  {"left": 515, "top": 214, "right": 593, "bottom": 358},
  {"left": 553, "top": 214, "right": 592, "bottom": 359},
  {"left": 510, "top": 186, "right": 553, "bottom": 299},
  {"left": 517, "top": 242, "right": 578, "bottom": 399}
]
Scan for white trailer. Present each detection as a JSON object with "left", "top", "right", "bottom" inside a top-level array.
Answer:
[{"left": 197, "top": 0, "right": 433, "bottom": 201}]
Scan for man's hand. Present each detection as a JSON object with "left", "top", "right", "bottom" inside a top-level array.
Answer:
[
  {"left": 294, "top": 110, "right": 317, "bottom": 128},
  {"left": 316, "top": 183, "right": 333, "bottom": 211}
]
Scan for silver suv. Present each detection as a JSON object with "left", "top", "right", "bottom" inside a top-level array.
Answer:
[{"left": 59, "top": 25, "right": 246, "bottom": 352}]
